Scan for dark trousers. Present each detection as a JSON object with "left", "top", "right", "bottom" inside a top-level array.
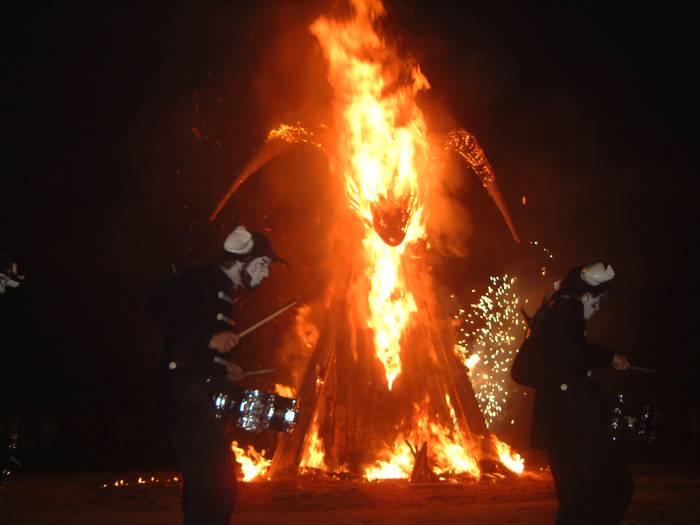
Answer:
[
  {"left": 169, "top": 419, "right": 237, "bottom": 525},
  {"left": 547, "top": 437, "right": 634, "bottom": 525}
]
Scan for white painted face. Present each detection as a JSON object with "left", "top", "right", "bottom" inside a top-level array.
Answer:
[
  {"left": 580, "top": 293, "right": 602, "bottom": 320},
  {"left": 244, "top": 256, "right": 271, "bottom": 288},
  {"left": 0, "top": 263, "right": 23, "bottom": 294}
]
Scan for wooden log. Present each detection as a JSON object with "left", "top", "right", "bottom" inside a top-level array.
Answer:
[
  {"left": 407, "top": 441, "right": 437, "bottom": 483},
  {"left": 421, "top": 299, "right": 497, "bottom": 463},
  {"left": 268, "top": 287, "right": 346, "bottom": 478}
]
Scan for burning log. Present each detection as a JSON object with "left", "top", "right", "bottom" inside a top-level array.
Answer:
[
  {"left": 406, "top": 441, "right": 438, "bottom": 484},
  {"left": 269, "top": 283, "right": 348, "bottom": 479},
  {"left": 439, "top": 129, "right": 520, "bottom": 243},
  {"left": 422, "top": 300, "right": 490, "bottom": 440},
  {"left": 210, "top": 125, "right": 326, "bottom": 222}
]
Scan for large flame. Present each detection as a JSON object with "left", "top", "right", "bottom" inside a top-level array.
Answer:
[
  {"left": 363, "top": 398, "right": 525, "bottom": 479},
  {"left": 204, "top": 0, "right": 526, "bottom": 483},
  {"left": 311, "top": 0, "right": 429, "bottom": 390},
  {"left": 364, "top": 397, "right": 481, "bottom": 480}
]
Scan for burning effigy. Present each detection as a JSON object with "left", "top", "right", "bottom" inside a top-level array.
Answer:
[{"left": 211, "top": 0, "right": 524, "bottom": 482}]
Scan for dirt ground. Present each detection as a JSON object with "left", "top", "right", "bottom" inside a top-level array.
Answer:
[{"left": 2, "top": 462, "right": 699, "bottom": 525}]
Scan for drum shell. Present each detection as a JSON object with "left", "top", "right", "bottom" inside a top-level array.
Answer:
[
  {"left": 212, "top": 388, "right": 299, "bottom": 433},
  {"left": 608, "top": 394, "right": 659, "bottom": 443}
]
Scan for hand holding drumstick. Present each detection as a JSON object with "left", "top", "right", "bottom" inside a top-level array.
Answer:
[
  {"left": 212, "top": 300, "right": 297, "bottom": 382},
  {"left": 612, "top": 353, "right": 654, "bottom": 373}
]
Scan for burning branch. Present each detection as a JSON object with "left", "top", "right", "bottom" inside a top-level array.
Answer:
[
  {"left": 405, "top": 440, "right": 438, "bottom": 483},
  {"left": 439, "top": 129, "right": 520, "bottom": 243},
  {"left": 210, "top": 124, "right": 327, "bottom": 221}
]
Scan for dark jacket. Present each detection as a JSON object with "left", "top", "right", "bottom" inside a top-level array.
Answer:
[
  {"left": 150, "top": 263, "right": 242, "bottom": 427},
  {"left": 511, "top": 295, "right": 614, "bottom": 449}
]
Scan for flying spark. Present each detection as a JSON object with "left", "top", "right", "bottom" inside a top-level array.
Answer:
[{"left": 453, "top": 275, "right": 525, "bottom": 429}]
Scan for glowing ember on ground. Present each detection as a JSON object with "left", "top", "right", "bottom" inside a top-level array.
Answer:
[
  {"left": 529, "top": 240, "right": 556, "bottom": 277},
  {"left": 102, "top": 475, "right": 179, "bottom": 488}
]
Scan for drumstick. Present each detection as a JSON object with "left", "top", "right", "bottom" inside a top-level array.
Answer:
[
  {"left": 217, "top": 300, "right": 297, "bottom": 338},
  {"left": 211, "top": 358, "right": 277, "bottom": 376},
  {"left": 243, "top": 368, "right": 277, "bottom": 377},
  {"left": 628, "top": 365, "right": 655, "bottom": 373}
]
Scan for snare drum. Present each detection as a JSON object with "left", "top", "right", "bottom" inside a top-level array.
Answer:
[
  {"left": 608, "top": 394, "right": 660, "bottom": 443},
  {"left": 213, "top": 389, "right": 299, "bottom": 433}
]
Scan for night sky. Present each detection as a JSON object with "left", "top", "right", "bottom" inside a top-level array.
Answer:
[{"left": 2, "top": 1, "right": 697, "bottom": 452}]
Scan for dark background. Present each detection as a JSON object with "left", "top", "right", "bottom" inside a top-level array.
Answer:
[{"left": 2, "top": 0, "right": 697, "bottom": 468}]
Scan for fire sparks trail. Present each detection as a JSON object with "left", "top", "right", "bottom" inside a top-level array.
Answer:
[
  {"left": 453, "top": 275, "right": 525, "bottom": 429},
  {"left": 267, "top": 123, "right": 326, "bottom": 148},
  {"left": 209, "top": 123, "right": 326, "bottom": 221},
  {"left": 528, "top": 240, "right": 556, "bottom": 277},
  {"left": 439, "top": 130, "right": 520, "bottom": 243},
  {"left": 311, "top": 0, "right": 429, "bottom": 390}
]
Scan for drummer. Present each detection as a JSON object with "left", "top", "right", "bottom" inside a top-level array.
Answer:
[
  {"left": 149, "top": 225, "right": 287, "bottom": 525},
  {"left": 511, "top": 262, "right": 634, "bottom": 525}
]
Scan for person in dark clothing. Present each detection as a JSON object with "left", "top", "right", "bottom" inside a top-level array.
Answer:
[
  {"left": 150, "top": 226, "right": 286, "bottom": 525},
  {"left": 1, "top": 253, "right": 24, "bottom": 486},
  {"left": 511, "top": 261, "right": 634, "bottom": 525}
]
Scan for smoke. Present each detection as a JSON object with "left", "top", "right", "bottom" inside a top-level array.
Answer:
[
  {"left": 251, "top": 3, "right": 333, "bottom": 134},
  {"left": 273, "top": 301, "right": 323, "bottom": 390},
  {"left": 422, "top": 149, "right": 475, "bottom": 258}
]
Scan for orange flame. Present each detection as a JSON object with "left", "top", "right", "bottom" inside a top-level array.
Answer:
[
  {"left": 311, "top": 0, "right": 430, "bottom": 390},
  {"left": 231, "top": 441, "right": 272, "bottom": 482},
  {"left": 299, "top": 414, "right": 328, "bottom": 472},
  {"left": 492, "top": 436, "right": 525, "bottom": 475},
  {"left": 364, "top": 440, "right": 414, "bottom": 480},
  {"left": 274, "top": 383, "right": 297, "bottom": 398},
  {"left": 364, "top": 398, "right": 481, "bottom": 480}
]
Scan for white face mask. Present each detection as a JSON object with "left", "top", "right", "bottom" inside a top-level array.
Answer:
[
  {"left": 244, "top": 256, "right": 271, "bottom": 289},
  {"left": 581, "top": 293, "right": 602, "bottom": 320},
  {"left": 0, "top": 263, "right": 23, "bottom": 294}
]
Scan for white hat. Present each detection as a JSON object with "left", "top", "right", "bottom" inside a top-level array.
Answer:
[
  {"left": 223, "top": 225, "right": 254, "bottom": 254},
  {"left": 553, "top": 261, "right": 615, "bottom": 295},
  {"left": 581, "top": 262, "right": 615, "bottom": 287}
]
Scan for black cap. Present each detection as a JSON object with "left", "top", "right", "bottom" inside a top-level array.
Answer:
[{"left": 249, "top": 231, "right": 288, "bottom": 266}]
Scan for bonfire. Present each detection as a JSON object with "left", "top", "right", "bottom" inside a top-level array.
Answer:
[{"left": 211, "top": 0, "right": 524, "bottom": 482}]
